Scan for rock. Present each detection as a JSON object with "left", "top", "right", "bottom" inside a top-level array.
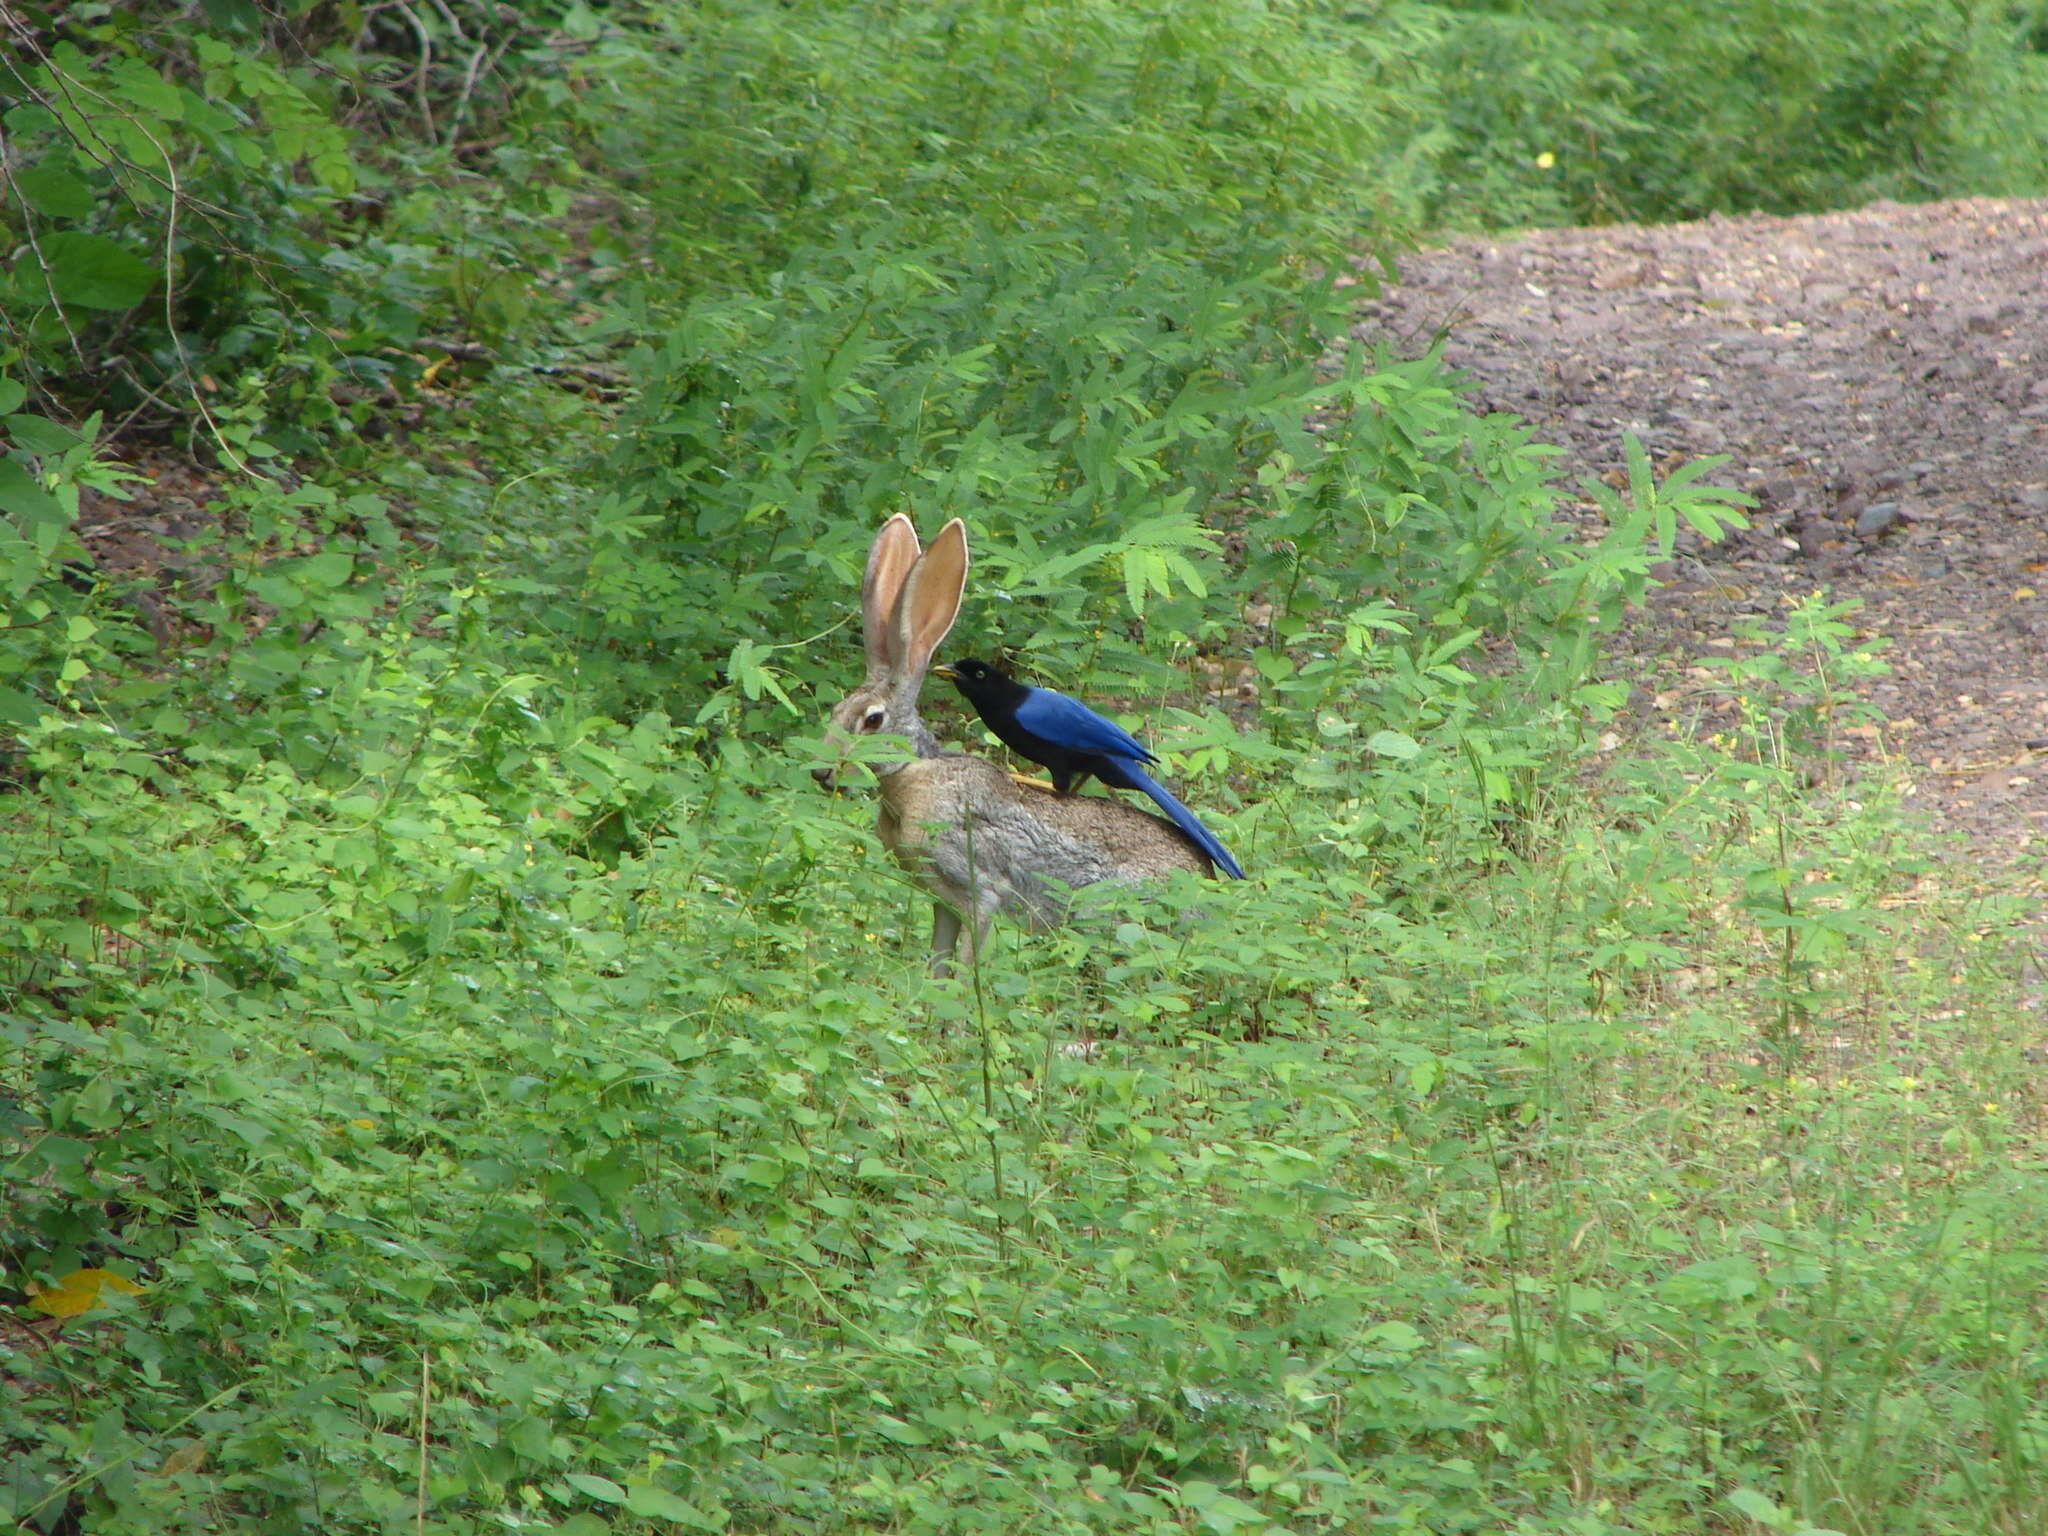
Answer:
[
  {"left": 1592, "top": 261, "right": 1651, "bottom": 291},
  {"left": 1749, "top": 476, "right": 1803, "bottom": 510},
  {"left": 1854, "top": 501, "right": 1904, "bottom": 538}
]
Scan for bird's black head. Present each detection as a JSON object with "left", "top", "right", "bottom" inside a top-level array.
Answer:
[
  {"left": 935, "top": 656, "right": 1022, "bottom": 706},
  {"left": 938, "top": 657, "right": 997, "bottom": 686}
]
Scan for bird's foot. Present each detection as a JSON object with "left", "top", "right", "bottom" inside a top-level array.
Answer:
[{"left": 1008, "top": 772, "right": 1058, "bottom": 793}]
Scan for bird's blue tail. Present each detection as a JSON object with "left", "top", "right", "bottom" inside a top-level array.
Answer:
[{"left": 1107, "top": 762, "right": 1245, "bottom": 880}]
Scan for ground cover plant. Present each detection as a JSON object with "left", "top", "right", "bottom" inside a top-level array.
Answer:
[
  {"left": 4, "top": 2, "right": 2047, "bottom": 1533},
  {"left": 1415, "top": 0, "right": 2048, "bottom": 227}
]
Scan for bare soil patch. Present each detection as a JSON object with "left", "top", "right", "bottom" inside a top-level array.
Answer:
[{"left": 1354, "top": 196, "right": 2048, "bottom": 861}]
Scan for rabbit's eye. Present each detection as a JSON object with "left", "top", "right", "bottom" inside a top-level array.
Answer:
[{"left": 861, "top": 707, "right": 887, "bottom": 732}]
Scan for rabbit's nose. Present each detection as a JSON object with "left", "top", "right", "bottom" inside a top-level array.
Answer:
[{"left": 810, "top": 764, "right": 840, "bottom": 791}]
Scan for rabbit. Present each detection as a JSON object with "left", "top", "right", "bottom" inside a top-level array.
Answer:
[{"left": 813, "top": 513, "right": 1220, "bottom": 976}]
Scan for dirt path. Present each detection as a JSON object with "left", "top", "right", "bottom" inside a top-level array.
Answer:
[{"left": 1354, "top": 196, "right": 2048, "bottom": 859}]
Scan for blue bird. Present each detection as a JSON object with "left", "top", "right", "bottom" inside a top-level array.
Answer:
[{"left": 936, "top": 658, "right": 1244, "bottom": 880}]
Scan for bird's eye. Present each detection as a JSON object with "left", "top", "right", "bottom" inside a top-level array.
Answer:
[{"left": 862, "top": 707, "right": 887, "bottom": 732}]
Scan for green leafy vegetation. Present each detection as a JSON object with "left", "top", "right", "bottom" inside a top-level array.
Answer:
[
  {"left": 4, "top": 2, "right": 2046, "bottom": 1532},
  {"left": 1418, "top": 0, "right": 2048, "bottom": 226}
]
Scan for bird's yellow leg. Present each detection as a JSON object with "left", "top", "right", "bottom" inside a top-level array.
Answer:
[{"left": 1008, "top": 772, "right": 1058, "bottom": 793}]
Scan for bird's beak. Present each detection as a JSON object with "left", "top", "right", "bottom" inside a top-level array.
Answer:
[{"left": 932, "top": 663, "right": 958, "bottom": 682}]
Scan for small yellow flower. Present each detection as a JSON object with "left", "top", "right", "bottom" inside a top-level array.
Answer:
[{"left": 1535, "top": 152, "right": 1556, "bottom": 170}]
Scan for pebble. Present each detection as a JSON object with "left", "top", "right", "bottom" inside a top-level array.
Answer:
[{"left": 1854, "top": 502, "right": 1904, "bottom": 537}]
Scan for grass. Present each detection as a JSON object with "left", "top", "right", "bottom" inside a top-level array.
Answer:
[{"left": 8, "top": 647, "right": 2043, "bottom": 1533}]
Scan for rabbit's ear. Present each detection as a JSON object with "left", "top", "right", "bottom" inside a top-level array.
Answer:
[
  {"left": 862, "top": 514, "right": 922, "bottom": 673},
  {"left": 890, "top": 518, "right": 968, "bottom": 680}
]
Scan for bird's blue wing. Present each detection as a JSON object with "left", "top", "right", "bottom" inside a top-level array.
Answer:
[
  {"left": 1011, "top": 686, "right": 1243, "bottom": 878},
  {"left": 1012, "top": 687, "right": 1157, "bottom": 765}
]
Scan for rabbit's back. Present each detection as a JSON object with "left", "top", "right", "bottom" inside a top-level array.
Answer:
[{"left": 880, "top": 755, "right": 1207, "bottom": 928}]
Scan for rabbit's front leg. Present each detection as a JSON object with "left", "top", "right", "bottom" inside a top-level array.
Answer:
[{"left": 929, "top": 903, "right": 963, "bottom": 978}]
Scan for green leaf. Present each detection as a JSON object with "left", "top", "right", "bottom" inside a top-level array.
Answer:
[
  {"left": 1366, "top": 730, "right": 1421, "bottom": 760},
  {"left": 0, "top": 459, "right": 63, "bottom": 524},
  {"left": 1724, "top": 1487, "right": 1785, "bottom": 1525},
  {"left": 1123, "top": 547, "right": 1163, "bottom": 615},
  {"left": 5, "top": 104, "right": 57, "bottom": 136},
  {"left": 624, "top": 1482, "right": 714, "bottom": 1525},
  {"left": 109, "top": 61, "right": 185, "bottom": 121},
  {"left": 723, "top": 638, "right": 797, "bottom": 714},
  {"left": 1197, "top": 1494, "right": 1270, "bottom": 1534},
  {"left": 871, "top": 1413, "right": 930, "bottom": 1445},
  {"left": 564, "top": 1473, "right": 626, "bottom": 1504},
  {"left": 1361, "top": 1319, "right": 1425, "bottom": 1351},
  {"left": 14, "top": 162, "right": 95, "bottom": 220},
  {"left": 291, "top": 549, "right": 356, "bottom": 588},
  {"left": 0, "top": 687, "right": 43, "bottom": 728},
  {"left": 42, "top": 233, "right": 158, "bottom": 311},
  {"left": 0, "top": 378, "right": 23, "bottom": 417},
  {"left": 6, "top": 414, "right": 84, "bottom": 456},
  {"left": 200, "top": 0, "right": 264, "bottom": 31}
]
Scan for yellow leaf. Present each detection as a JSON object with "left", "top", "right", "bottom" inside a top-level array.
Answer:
[
  {"left": 2015, "top": 588, "right": 2036, "bottom": 600},
  {"left": 27, "top": 1267, "right": 144, "bottom": 1319},
  {"left": 158, "top": 1442, "right": 208, "bottom": 1478}
]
